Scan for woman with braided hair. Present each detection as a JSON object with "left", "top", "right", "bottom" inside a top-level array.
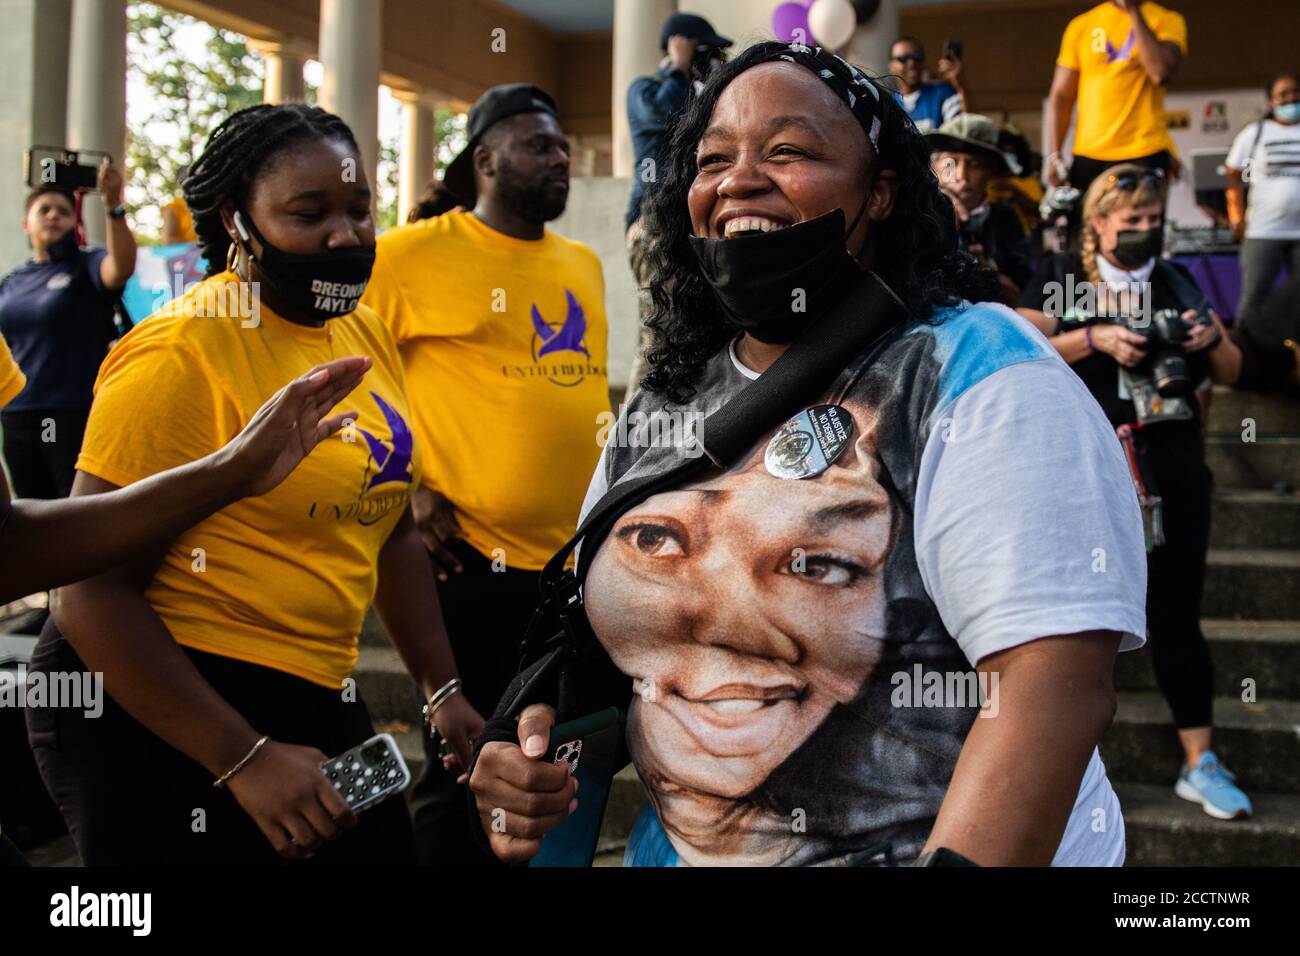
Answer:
[
  {"left": 29, "top": 103, "right": 483, "bottom": 865},
  {"left": 1019, "top": 164, "right": 1252, "bottom": 822}
]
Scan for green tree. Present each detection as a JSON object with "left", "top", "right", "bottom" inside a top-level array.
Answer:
[{"left": 126, "top": 2, "right": 263, "bottom": 241}]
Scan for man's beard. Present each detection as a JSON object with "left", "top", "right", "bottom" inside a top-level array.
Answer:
[{"left": 496, "top": 157, "right": 567, "bottom": 225}]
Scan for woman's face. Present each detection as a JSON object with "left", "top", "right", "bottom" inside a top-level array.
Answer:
[
  {"left": 23, "top": 192, "right": 75, "bottom": 250},
  {"left": 1270, "top": 75, "right": 1299, "bottom": 112},
  {"left": 222, "top": 137, "right": 375, "bottom": 258},
  {"left": 1094, "top": 200, "right": 1163, "bottom": 259},
  {"left": 585, "top": 409, "right": 892, "bottom": 800},
  {"left": 687, "top": 61, "right": 895, "bottom": 255}
]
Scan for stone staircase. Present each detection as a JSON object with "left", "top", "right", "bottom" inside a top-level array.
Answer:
[{"left": 17, "top": 388, "right": 1299, "bottom": 866}]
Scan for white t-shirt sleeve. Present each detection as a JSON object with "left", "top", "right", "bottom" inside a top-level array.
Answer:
[
  {"left": 1225, "top": 122, "right": 1256, "bottom": 170},
  {"left": 941, "top": 91, "right": 963, "bottom": 123},
  {"left": 913, "top": 357, "right": 1147, "bottom": 666}
]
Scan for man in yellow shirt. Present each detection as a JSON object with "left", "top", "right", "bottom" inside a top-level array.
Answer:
[
  {"left": 1047, "top": 1, "right": 1187, "bottom": 197},
  {"left": 362, "top": 83, "right": 609, "bottom": 865}
]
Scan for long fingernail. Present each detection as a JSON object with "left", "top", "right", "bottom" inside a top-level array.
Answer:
[{"left": 524, "top": 734, "right": 546, "bottom": 756}]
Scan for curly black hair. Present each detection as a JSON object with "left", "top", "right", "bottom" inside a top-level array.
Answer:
[
  {"left": 183, "top": 103, "right": 360, "bottom": 277},
  {"left": 638, "top": 41, "right": 999, "bottom": 404}
]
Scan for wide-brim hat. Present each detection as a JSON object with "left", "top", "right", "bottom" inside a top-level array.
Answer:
[
  {"left": 925, "top": 113, "right": 1021, "bottom": 177},
  {"left": 443, "top": 83, "right": 560, "bottom": 206}
]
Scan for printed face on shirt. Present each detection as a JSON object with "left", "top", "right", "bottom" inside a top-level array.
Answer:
[{"left": 585, "top": 401, "right": 892, "bottom": 811}]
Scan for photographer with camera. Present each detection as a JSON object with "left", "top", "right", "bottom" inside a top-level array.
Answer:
[
  {"left": 624, "top": 12, "right": 732, "bottom": 393},
  {"left": 1018, "top": 164, "right": 1253, "bottom": 822},
  {"left": 0, "top": 158, "right": 136, "bottom": 500}
]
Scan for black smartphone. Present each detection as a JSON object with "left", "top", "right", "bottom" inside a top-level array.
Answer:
[
  {"left": 25, "top": 146, "right": 110, "bottom": 192},
  {"left": 529, "top": 706, "right": 625, "bottom": 867},
  {"left": 942, "top": 38, "right": 963, "bottom": 61}
]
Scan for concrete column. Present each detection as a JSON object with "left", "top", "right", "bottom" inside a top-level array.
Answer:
[
  {"left": 250, "top": 39, "right": 308, "bottom": 104},
  {"left": 67, "top": 0, "right": 127, "bottom": 245},
  {"left": 0, "top": 0, "right": 72, "bottom": 270},
  {"left": 393, "top": 90, "right": 437, "bottom": 224},
  {"left": 844, "top": 0, "right": 899, "bottom": 79},
  {"left": 318, "top": 0, "right": 382, "bottom": 199},
  {"left": 611, "top": 0, "right": 677, "bottom": 178}
]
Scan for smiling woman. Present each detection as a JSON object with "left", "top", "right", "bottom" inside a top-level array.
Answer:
[{"left": 470, "top": 41, "right": 1151, "bottom": 869}]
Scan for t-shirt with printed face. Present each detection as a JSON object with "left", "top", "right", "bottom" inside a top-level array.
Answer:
[
  {"left": 1057, "top": 1, "right": 1187, "bottom": 161},
  {"left": 579, "top": 301, "right": 1147, "bottom": 866},
  {"left": 362, "top": 210, "right": 609, "bottom": 571},
  {"left": 77, "top": 271, "right": 421, "bottom": 689}
]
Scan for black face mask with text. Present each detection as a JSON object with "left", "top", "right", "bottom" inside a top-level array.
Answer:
[
  {"left": 687, "top": 199, "right": 870, "bottom": 345},
  {"left": 235, "top": 210, "right": 376, "bottom": 321},
  {"left": 1111, "top": 226, "right": 1162, "bottom": 270}
]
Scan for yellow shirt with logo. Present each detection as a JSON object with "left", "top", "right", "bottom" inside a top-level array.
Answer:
[
  {"left": 1058, "top": 1, "right": 1187, "bottom": 161},
  {"left": 363, "top": 211, "right": 609, "bottom": 571},
  {"left": 77, "top": 272, "right": 421, "bottom": 688},
  {"left": 0, "top": 333, "right": 26, "bottom": 409}
]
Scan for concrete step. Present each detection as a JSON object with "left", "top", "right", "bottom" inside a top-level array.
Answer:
[
  {"left": 1202, "top": 548, "right": 1300, "bottom": 619},
  {"left": 1210, "top": 489, "right": 1300, "bottom": 549},
  {"left": 1116, "top": 782, "right": 1300, "bottom": 866},
  {"left": 1101, "top": 691, "right": 1300, "bottom": 792},
  {"left": 354, "top": 645, "right": 422, "bottom": 725},
  {"left": 1206, "top": 386, "right": 1300, "bottom": 437},
  {"left": 1205, "top": 437, "right": 1300, "bottom": 490},
  {"left": 1115, "top": 619, "right": 1300, "bottom": 698}
]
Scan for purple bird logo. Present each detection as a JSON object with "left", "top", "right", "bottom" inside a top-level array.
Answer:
[
  {"left": 357, "top": 392, "right": 413, "bottom": 490},
  {"left": 1105, "top": 30, "right": 1135, "bottom": 63},
  {"left": 531, "top": 290, "right": 590, "bottom": 359}
]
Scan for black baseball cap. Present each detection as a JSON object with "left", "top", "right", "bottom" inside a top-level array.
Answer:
[
  {"left": 442, "top": 83, "right": 560, "bottom": 206},
  {"left": 660, "top": 12, "right": 732, "bottom": 51}
]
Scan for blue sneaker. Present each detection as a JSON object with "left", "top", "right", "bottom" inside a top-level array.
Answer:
[{"left": 1174, "top": 752, "right": 1253, "bottom": 820}]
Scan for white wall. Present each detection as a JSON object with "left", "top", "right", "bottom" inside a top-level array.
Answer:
[{"left": 551, "top": 176, "right": 639, "bottom": 393}]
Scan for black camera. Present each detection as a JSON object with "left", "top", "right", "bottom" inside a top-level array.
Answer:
[{"left": 1117, "top": 305, "right": 1211, "bottom": 398}]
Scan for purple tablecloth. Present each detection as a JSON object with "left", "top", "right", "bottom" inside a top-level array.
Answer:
[{"left": 1170, "top": 253, "right": 1291, "bottom": 324}]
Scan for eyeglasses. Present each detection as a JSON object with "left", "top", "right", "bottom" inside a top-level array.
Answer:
[
  {"left": 1106, "top": 168, "right": 1166, "bottom": 191},
  {"left": 891, "top": 53, "right": 924, "bottom": 65}
]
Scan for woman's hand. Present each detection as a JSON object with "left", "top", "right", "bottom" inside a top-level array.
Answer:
[
  {"left": 411, "top": 485, "right": 465, "bottom": 580},
  {"left": 225, "top": 739, "right": 358, "bottom": 860},
  {"left": 433, "top": 691, "right": 486, "bottom": 784},
  {"left": 469, "top": 703, "right": 577, "bottom": 863},
  {"left": 97, "top": 159, "right": 124, "bottom": 209},
  {"left": 1182, "top": 310, "right": 1222, "bottom": 352},
  {"left": 1091, "top": 324, "right": 1148, "bottom": 367},
  {"left": 222, "top": 356, "right": 371, "bottom": 498}
]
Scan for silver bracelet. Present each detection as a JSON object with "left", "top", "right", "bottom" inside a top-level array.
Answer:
[
  {"left": 213, "top": 735, "right": 269, "bottom": 789},
  {"left": 421, "top": 678, "right": 462, "bottom": 735}
]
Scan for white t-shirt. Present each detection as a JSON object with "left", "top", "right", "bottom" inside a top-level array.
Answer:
[
  {"left": 1226, "top": 118, "right": 1300, "bottom": 240},
  {"left": 583, "top": 304, "right": 1145, "bottom": 866}
]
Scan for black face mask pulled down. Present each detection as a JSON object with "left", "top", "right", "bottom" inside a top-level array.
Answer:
[
  {"left": 235, "top": 210, "right": 376, "bottom": 322},
  {"left": 1111, "top": 226, "right": 1162, "bottom": 270},
  {"left": 688, "top": 202, "right": 869, "bottom": 344}
]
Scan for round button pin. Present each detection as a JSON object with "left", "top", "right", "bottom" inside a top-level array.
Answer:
[{"left": 764, "top": 404, "right": 854, "bottom": 480}]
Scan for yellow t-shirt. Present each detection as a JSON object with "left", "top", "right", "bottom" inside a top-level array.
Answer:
[
  {"left": 161, "top": 196, "right": 197, "bottom": 243},
  {"left": 0, "top": 333, "right": 26, "bottom": 410},
  {"left": 363, "top": 211, "right": 609, "bottom": 571},
  {"left": 77, "top": 272, "right": 421, "bottom": 688},
  {"left": 1057, "top": 1, "right": 1187, "bottom": 161}
]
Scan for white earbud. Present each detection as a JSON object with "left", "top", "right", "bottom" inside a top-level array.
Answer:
[{"left": 233, "top": 211, "right": 250, "bottom": 242}]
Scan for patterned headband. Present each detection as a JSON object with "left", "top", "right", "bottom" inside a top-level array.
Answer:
[{"left": 769, "top": 42, "right": 884, "bottom": 152}]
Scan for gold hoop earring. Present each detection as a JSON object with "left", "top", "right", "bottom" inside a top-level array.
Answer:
[{"left": 226, "top": 241, "right": 239, "bottom": 275}]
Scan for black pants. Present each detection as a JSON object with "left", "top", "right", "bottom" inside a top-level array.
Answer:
[
  {"left": 1143, "top": 433, "right": 1214, "bottom": 729},
  {"left": 25, "top": 621, "right": 417, "bottom": 866},
  {"left": 409, "top": 538, "right": 542, "bottom": 866},
  {"left": 1, "top": 408, "right": 89, "bottom": 499}
]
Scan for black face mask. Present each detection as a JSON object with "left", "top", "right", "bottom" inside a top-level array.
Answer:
[
  {"left": 687, "top": 201, "right": 869, "bottom": 344},
  {"left": 235, "top": 210, "right": 376, "bottom": 321},
  {"left": 1111, "top": 226, "right": 1162, "bottom": 269}
]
